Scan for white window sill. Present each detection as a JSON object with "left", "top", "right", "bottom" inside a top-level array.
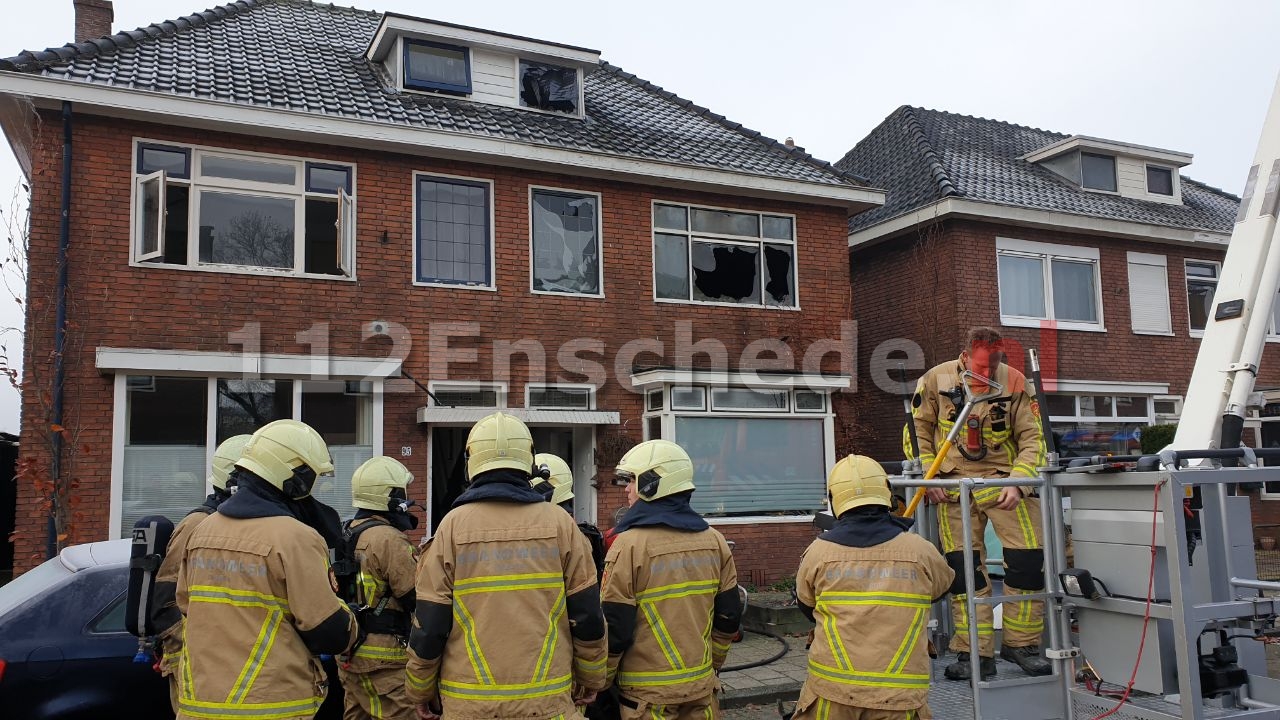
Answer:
[
  {"left": 1000, "top": 316, "right": 1105, "bottom": 333},
  {"left": 531, "top": 289, "right": 605, "bottom": 299},
  {"left": 1190, "top": 330, "right": 1204, "bottom": 338},
  {"left": 1132, "top": 330, "right": 1175, "bottom": 337},
  {"left": 655, "top": 298, "right": 801, "bottom": 312},
  {"left": 413, "top": 280, "right": 497, "bottom": 292},
  {"left": 130, "top": 259, "right": 356, "bottom": 282},
  {"left": 707, "top": 515, "right": 816, "bottom": 525}
]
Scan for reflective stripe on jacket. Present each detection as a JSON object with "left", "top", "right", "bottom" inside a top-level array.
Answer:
[
  {"left": 155, "top": 510, "right": 211, "bottom": 677},
  {"left": 346, "top": 519, "right": 418, "bottom": 669},
  {"left": 796, "top": 533, "right": 953, "bottom": 710},
  {"left": 603, "top": 525, "right": 738, "bottom": 704},
  {"left": 408, "top": 500, "right": 606, "bottom": 719},
  {"left": 176, "top": 513, "right": 357, "bottom": 720}
]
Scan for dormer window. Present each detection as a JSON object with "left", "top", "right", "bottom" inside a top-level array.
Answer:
[
  {"left": 520, "top": 60, "right": 579, "bottom": 114},
  {"left": 1147, "top": 165, "right": 1174, "bottom": 196},
  {"left": 403, "top": 39, "right": 471, "bottom": 94},
  {"left": 1081, "top": 153, "right": 1117, "bottom": 192}
]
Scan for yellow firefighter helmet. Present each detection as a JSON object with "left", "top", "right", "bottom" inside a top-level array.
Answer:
[
  {"left": 209, "top": 434, "right": 252, "bottom": 492},
  {"left": 615, "top": 440, "right": 695, "bottom": 502},
  {"left": 352, "top": 456, "right": 414, "bottom": 511},
  {"left": 827, "top": 454, "right": 892, "bottom": 517},
  {"left": 465, "top": 411, "right": 535, "bottom": 480},
  {"left": 533, "top": 452, "right": 574, "bottom": 505},
  {"left": 235, "top": 420, "right": 335, "bottom": 498}
]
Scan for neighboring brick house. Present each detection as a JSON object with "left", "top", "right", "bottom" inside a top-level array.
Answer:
[
  {"left": 836, "top": 106, "right": 1280, "bottom": 529},
  {"left": 0, "top": 0, "right": 883, "bottom": 582}
]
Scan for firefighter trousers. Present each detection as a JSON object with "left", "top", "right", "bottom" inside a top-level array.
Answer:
[
  {"left": 938, "top": 489, "right": 1044, "bottom": 657},
  {"left": 791, "top": 685, "right": 929, "bottom": 719},
  {"left": 619, "top": 693, "right": 718, "bottom": 720},
  {"left": 338, "top": 652, "right": 415, "bottom": 720}
]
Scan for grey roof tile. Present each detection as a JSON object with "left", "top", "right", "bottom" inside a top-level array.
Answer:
[
  {"left": 1, "top": 0, "right": 862, "bottom": 189},
  {"left": 838, "top": 105, "right": 1238, "bottom": 235}
]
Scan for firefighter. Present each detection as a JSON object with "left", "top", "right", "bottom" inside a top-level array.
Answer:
[
  {"left": 405, "top": 412, "right": 607, "bottom": 720},
  {"left": 338, "top": 456, "right": 420, "bottom": 720},
  {"left": 602, "top": 439, "right": 743, "bottom": 720},
  {"left": 534, "top": 452, "right": 607, "bottom": 580},
  {"left": 176, "top": 420, "right": 358, "bottom": 720},
  {"left": 793, "top": 455, "right": 953, "bottom": 720},
  {"left": 906, "top": 326, "right": 1051, "bottom": 680},
  {"left": 151, "top": 434, "right": 252, "bottom": 713}
]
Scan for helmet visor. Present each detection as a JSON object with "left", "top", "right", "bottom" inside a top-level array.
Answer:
[{"left": 612, "top": 470, "right": 635, "bottom": 488}]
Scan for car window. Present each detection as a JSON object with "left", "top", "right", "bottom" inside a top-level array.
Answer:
[
  {"left": 89, "top": 592, "right": 129, "bottom": 634},
  {"left": 0, "top": 558, "right": 72, "bottom": 617}
]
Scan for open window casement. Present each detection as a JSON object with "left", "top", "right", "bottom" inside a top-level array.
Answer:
[
  {"left": 135, "top": 170, "right": 166, "bottom": 262},
  {"left": 337, "top": 187, "right": 354, "bottom": 276}
]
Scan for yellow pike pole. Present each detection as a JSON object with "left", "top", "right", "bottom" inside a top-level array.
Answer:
[{"left": 903, "top": 370, "right": 1003, "bottom": 518}]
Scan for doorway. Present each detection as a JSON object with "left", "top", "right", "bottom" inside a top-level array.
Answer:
[{"left": 430, "top": 427, "right": 469, "bottom": 534}]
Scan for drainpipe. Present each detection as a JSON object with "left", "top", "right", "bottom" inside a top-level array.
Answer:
[{"left": 48, "top": 101, "right": 71, "bottom": 558}]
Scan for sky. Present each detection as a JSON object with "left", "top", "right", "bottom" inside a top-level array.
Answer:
[{"left": 0, "top": 1, "right": 1278, "bottom": 433}]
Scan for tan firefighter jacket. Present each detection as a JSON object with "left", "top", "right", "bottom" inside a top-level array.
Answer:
[
  {"left": 905, "top": 355, "right": 1047, "bottom": 496},
  {"left": 154, "top": 508, "right": 215, "bottom": 678},
  {"left": 602, "top": 525, "right": 738, "bottom": 705},
  {"left": 406, "top": 499, "right": 608, "bottom": 719},
  {"left": 797, "top": 532, "right": 953, "bottom": 710},
  {"left": 176, "top": 512, "right": 358, "bottom": 720},
  {"left": 344, "top": 518, "right": 418, "bottom": 671}
]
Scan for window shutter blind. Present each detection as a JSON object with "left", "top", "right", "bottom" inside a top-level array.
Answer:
[{"left": 1127, "top": 253, "right": 1171, "bottom": 335}]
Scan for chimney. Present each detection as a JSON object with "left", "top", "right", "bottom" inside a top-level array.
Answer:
[
  {"left": 784, "top": 137, "right": 795, "bottom": 149},
  {"left": 73, "top": 0, "right": 114, "bottom": 43}
]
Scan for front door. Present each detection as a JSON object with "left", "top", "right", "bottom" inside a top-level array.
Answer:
[
  {"left": 532, "top": 426, "right": 596, "bottom": 523},
  {"left": 430, "top": 427, "right": 469, "bottom": 534}
]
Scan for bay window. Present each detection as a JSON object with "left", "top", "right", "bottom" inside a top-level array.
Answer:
[{"left": 119, "top": 375, "right": 375, "bottom": 536}]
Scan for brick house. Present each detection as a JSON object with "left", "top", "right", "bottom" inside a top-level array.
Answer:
[
  {"left": 0, "top": 0, "right": 883, "bottom": 582},
  {"left": 836, "top": 106, "right": 1280, "bottom": 532}
]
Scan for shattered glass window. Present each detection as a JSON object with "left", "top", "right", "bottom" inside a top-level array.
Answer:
[
  {"left": 532, "top": 189, "right": 600, "bottom": 294},
  {"left": 692, "top": 242, "right": 760, "bottom": 304},
  {"left": 653, "top": 203, "right": 795, "bottom": 307},
  {"left": 520, "top": 60, "right": 579, "bottom": 114}
]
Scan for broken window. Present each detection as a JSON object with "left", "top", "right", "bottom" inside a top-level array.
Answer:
[
  {"left": 692, "top": 242, "right": 760, "bottom": 304},
  {"left": 652, "top": 203, "right": 796, "bottom": 307},
  {"left": 132, "top": 142, "right": 354, "bottom": 277},
  {"left": 520, "top": 60, "right": 578, "bottom": 114},
  {"left": 531, "top": 189, "right": 600, "bottom": 294}
]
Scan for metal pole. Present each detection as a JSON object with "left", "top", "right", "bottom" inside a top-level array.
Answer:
[
  {"left": 1038, "top": 461, "right": 1073, "bottom": 720},
  {"left": 1231, "top": 577, "right": 1280, "bottom": 592},
  {"left": 959, "top": 479, "right": 981, "bottom": 719}
]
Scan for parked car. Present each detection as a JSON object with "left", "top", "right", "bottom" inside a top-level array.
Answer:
[{"left": 0, "top": 539, "right": 344, "bottom": 719}]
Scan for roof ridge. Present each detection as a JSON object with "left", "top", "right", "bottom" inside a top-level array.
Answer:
[
  {"left": 597, "top": 61, "right": 870, "bottom": 187},
  {"left": 908, "top": 105, "right": 1067, "bottom": 138},
  {"left": 0, "top": 0, "right": 265, "bottom": 72},
  {"left": 898, "top": 106, "right": 961, "bottom": 200}
]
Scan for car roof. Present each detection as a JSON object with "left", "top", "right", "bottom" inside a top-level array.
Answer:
[{"left": 58, "top": 539, "right": 130, "bottom": 573}]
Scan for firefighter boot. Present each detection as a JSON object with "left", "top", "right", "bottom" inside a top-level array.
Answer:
[
  {"left": 1001, "top": 645, "right": 1052, "bottom": 676},
  {"left": 944, "top": 652, "right": 996, "bottom": 681}
]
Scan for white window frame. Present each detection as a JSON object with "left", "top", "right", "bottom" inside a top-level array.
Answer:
[
  {"left": 128, "top": 138, "right": 356, "bottom": 280},
  {"left": 640, "top": 381, "right": 836, "bottom": 524},
  {"left": 528, "top": 185, "right": 605, "bottom": 298},
  {"left": 1046, "top": 393, "right": 1156, "bottom": 425},
  {"left": 427, "top": 380, "right": 508, "bottom": 408},
  {"left": 651, "top": 200, "right": 800, "bottom": 311},
  {"left": 515, "top": 57, "right": 586, "bottom": 119},
  {"left": 1186, "top": 259, "right": 1220, "bottom": 339},
  {"left": 1126, "top": 251, "right": 1172, "bottom": 336},
  {"left": 109, "top": 373, "right": 385, "bottom": 538},
  {"left": 525, "top": 383, "right": 596, "bottom": 410},
  {"left": 1080, "top": 152, "right": 1119, "bottom": 194},
  {"left": 412, "top": 172, "right": 497, "bottom": 292},
  {"left": 996, "top": 238, "right": 1104, "bottom": 332},
  {"left": 1144, "top": 162, "right": 1177, "bottom": 198}
]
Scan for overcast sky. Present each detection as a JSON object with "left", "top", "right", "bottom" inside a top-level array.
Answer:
[{"left": 0, "top": 1, "right": 1278, "bottom": 433}]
